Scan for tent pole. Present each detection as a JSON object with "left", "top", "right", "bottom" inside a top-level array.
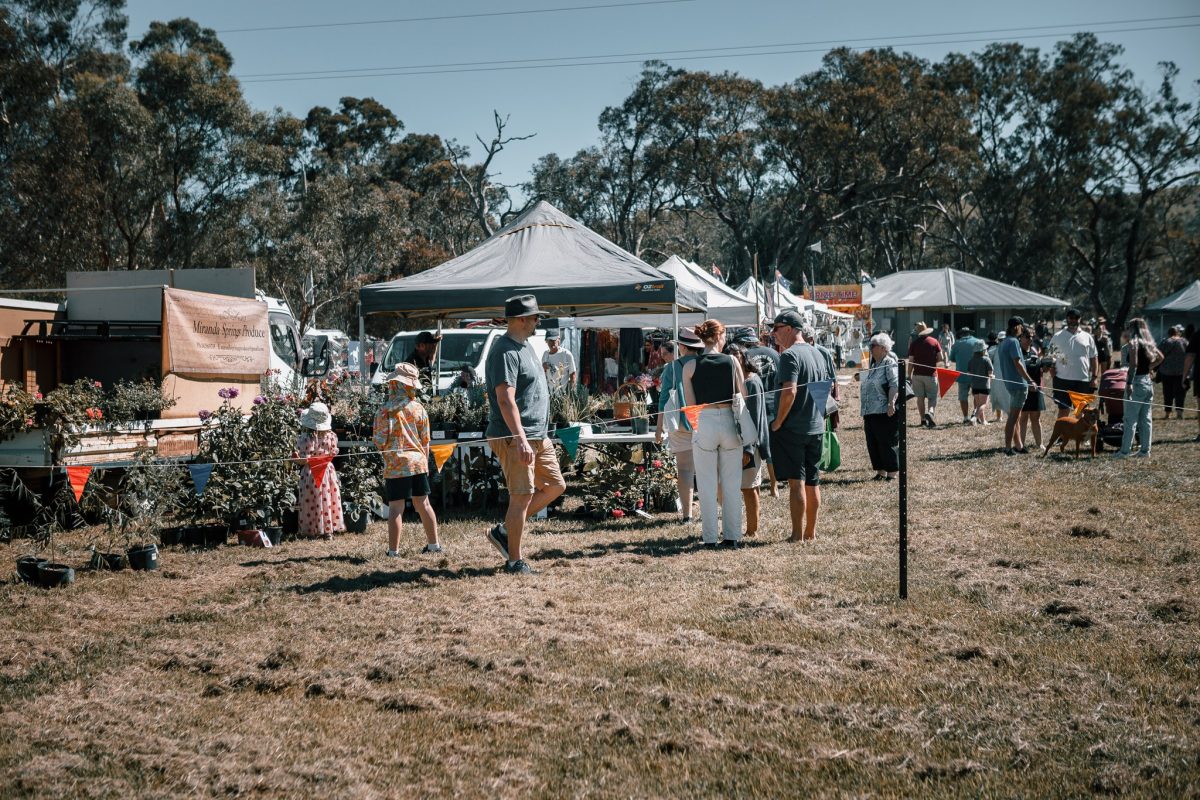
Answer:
[
  {"left": 752, "top": 253, "right": 761, "bottom": 327},
  {"left": 672, "top": 301, "right": 679, "bottom": 341},
  {"left": 435, "top": 316, "right": 443, "bottom": 397},
  {"left": 357, "top": 302, "right": 366, "bottom": 393}
]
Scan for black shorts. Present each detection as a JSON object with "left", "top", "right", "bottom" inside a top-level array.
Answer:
[
  {"left": 1051, "top": 376, "right": 1093, "bottom": 410},
  {"left": 385, "top": 474, "right": 430, "bottom": 502},
  {"left": 972, "top": 388, "right": 990, "bottom": 397},
  {"left": 769, "top": 427, "right": 823, "bottom": 486}
]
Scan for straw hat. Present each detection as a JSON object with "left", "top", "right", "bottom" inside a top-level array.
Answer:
[
  {"left": 300, "top": 401, "right": 332, "bottom": 432},
  {"left": 385, "top": 362, "right": 421, "bottom": 389}
]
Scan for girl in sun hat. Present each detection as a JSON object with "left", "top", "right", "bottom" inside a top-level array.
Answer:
[
  {"left": 373, "top": 363, "right": 441, "bottom": 557},
  {"left": 293, "top": 401, "right": 345, "bottom": 539}
]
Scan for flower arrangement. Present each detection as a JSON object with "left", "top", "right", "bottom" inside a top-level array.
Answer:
[
  {"left": 578, "top": 448, "right": 677, "bottom": 519},
  {"left": 189, "top": 386, "right": 300, "bottom": 527},
  {"left": 0, "top": 386, "right": 39, "bottom": 442}
]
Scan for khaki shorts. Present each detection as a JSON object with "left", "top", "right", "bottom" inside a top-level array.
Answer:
[
  {"left": 668, "top": 430, "right": 695, "bottom": 476},
  {"left": 489, "top": 437, "right": 566, "bottom": 496}
]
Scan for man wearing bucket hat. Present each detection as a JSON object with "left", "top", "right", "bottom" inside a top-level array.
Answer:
[
  {"left": 373, "top": 363, "right": 441, "bottom": 557},
  {"left": 484, "top": 294, "right": 566, "bottom": 575}
]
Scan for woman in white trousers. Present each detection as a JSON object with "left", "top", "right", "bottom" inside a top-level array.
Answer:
[{"left": 682, "top": 319, "right": 749, "bottom": 548}]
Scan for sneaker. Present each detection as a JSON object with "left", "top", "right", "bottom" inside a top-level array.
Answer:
[
  {"left": 963, "top": 417, "right": 972, "bottom": 425},
  {"left": 504, "top": 559, "right": 539, "bottom": 575},
  {"left": 924, "top": 413, "right": 935, "bottom": 427},
  {"left": 1004, "top": 448, "right": 1016, "bottom": 456},
  {"left": 1131, "top": 451, "right": 1150, "bottom": 458},
  {"left": 421, "top": 543, "right": 444, "bottom": 554},
  {"left": 1112, "top": 452, "right": 1130, "bottom": 459},
  {"left": 872, "top": 474, "right": 886, "bottom": 481},
  {"left": 1015, "top": 447, "right": 1029, "bottom": 454},
  {"left": 719, "top": 539, "right": 743, "bottom": 549},
  {"left": 486, "top": 523, "right": 509, "bottom": 560},
  {"left": 385, "top": 549, "right": 400, "bottom": 558},
  {"left": 700, "top": 541, "right": 718, "bottom": 549}
]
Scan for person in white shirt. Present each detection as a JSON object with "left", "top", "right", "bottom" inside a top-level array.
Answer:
[
  {"left": 1049, "top": 308, "right": 1100, "bottom": 418},
  {"left": 541, "top": 332, "right": 576, "bottom": 393}
]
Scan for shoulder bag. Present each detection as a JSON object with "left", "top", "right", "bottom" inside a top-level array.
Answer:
[{"left": 728, "top": 357, "right": 758, "bottom": 448}]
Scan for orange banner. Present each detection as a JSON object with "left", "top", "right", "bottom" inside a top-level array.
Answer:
[
  {"left": 66, "top": 465, "right": 92, "bottom": 503},
  {"left": 162, "top": 287, "right": 269, "bottom": 376},
  {"left": 812, "top": 284, "right": 863, "bottom": 305},
  {"left": 1068, "top": 391, "right": 1097, "bottom": 416},
  {"left": 430, "top": 443, "right": 458, "bottom": 472},
  {"left": 683, "top": 404, "right": 705, "bottom": 430},
  {"left": 935, "top": 368, "right": 961, "bottom": 398}
]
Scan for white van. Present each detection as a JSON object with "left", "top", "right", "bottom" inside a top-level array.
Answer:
[{"left": 374, "top": 328, "right": 550, "bottom": 392}]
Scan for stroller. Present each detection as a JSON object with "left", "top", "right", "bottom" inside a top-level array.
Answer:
[{"left": 1097, "top": 368, "right": 1127, "bottom": 450}]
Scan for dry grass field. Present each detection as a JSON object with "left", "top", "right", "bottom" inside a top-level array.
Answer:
[{"left": 2, "top": 379, "right": 1199, "bottom": 798}]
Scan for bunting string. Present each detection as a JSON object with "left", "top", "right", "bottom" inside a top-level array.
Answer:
[{"left": 0, "top": 360, "right": 1187, "bottom": 478}]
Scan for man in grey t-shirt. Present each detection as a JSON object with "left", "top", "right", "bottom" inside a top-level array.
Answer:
[
  {"left": 769, "top": 310, "right": 834, "bottom": 543},
  {"left": 483, "top": 294, "right": 566, "bottom": 575}
]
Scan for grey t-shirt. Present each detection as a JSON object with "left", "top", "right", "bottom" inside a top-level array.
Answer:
[
  {"left": 485, "top": 333, "right": 549, "bottom": 440},
  {"left": 775, "top": 342, "right": 834, "bottom": 435}
]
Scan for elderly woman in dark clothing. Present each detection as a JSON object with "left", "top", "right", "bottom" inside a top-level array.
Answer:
[
  {"left": 855, "top": 332, "right": 900, "bottom": 480},
  {"left": 725, "top": 343, "right": 771, "bottom": 537}
]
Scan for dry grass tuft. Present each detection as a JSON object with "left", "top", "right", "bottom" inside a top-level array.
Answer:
[{"left": 2, "top": 377, "right": 1198, "bottom": 797}]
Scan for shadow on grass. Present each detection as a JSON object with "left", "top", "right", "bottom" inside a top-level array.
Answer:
[
  {"left": 534, "top": 533, "right": 772, "bottom": 562},
  {"left": 293, "top": 565, "right": 500, "bottom": 594},
  {"left": 923, "top": 447, "right": 1012, "bottom": 462},
  {"left": 241, "top": 554, "right": 370, "bottom": 568}
]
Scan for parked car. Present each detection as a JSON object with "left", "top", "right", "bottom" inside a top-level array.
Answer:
[{"left": 373, "top": 328, "right": 550, "bottom": 392}]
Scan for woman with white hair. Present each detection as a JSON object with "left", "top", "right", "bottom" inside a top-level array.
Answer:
[{"left": 857, "top": 332, "right": 900, "bottom": 480}]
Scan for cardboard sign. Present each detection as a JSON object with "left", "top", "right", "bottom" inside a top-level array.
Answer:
[{"left": 162, "top": 288, "right": 269, "bottom": 376}]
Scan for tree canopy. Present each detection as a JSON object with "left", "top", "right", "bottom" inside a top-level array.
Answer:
[{"left": 2, "top": 2, "right": 1196, "bottom": 331}]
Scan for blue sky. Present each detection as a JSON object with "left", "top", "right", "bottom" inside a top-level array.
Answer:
[{"left": 124, "top": 0, "right": 1200, "bottom": 189}]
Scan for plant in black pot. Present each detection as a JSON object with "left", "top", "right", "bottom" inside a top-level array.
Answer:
[
  {"left": 339, "top": 445, "right": 382, "bottom": 533},
  {"left": 194, "top": 388, "right": 299, "bottom": 537}
]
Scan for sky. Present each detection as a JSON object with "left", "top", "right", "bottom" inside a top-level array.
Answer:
[{"left": 123, "top": 0, "right": 1200, "bottom": 191}]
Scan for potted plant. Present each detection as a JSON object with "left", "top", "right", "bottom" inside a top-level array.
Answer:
[
  {"left": 339, "top": 445, "right": 382, "bottom": 533},
  {"left": 193, "top": 388, "right": 299, "bottom": 534}
]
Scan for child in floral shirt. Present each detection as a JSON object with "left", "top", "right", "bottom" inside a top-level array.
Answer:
[{"left": 372, "top": 363, "right": 441, "bottom": 556}]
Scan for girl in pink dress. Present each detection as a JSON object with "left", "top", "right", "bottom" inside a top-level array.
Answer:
[{"left": 294, "top": 401, "right": 345, "bottom": 539}]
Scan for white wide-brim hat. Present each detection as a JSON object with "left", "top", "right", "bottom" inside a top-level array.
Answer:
[{"left": 300, "top": 401, "right": 332, "bottom": 431}]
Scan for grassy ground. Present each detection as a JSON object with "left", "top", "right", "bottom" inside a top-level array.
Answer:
[{"left": 2, "top": 379, "right": 1198, "bottom": 798}]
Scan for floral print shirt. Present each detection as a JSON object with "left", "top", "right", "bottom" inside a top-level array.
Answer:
[{"left": 372, "top": 396, "right": 430, "bottom": 478}]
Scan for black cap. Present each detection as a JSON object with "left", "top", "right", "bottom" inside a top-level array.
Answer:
[
  {"left": 1007, "top": 315, "right": 1025, "bottom": 329},
  {"left": 1066, "top": 307, "right": 1082, "bottom": 318},
  {"left": 416, "top": 330, "right": 442, "bottom": 344},
  {"left": 731, "top": 326, "right": 758, "bottom": 345},
  {"left": 544, "top": 329, "right": 560, "bottom": 341},
  {"left": 504, "top": 294, "right": 546, "bottom": 318},
  {"left": 773, "top": 310, "right": 804, "bottom": 329}
]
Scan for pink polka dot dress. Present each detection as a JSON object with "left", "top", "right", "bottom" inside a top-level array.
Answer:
[{"left": 294, "top": 430, "right": 345, "bottom": 537}]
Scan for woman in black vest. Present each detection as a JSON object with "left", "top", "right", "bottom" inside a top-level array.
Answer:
[{"left": 682, "top": 320, "right": 748, "bottom": 548}]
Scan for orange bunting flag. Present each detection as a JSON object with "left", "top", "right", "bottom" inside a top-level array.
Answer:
[
  {"left": 683, "top": 404, "right": 705, "bottom": 430},
  {"left": 1067, "top": 390, "right": 1097, "bottom": 416},
  {"left": 935, "top": 368, "right": 961, "bottom": 399},
  {"left": 65, "top": 465, "right": 92, "bottom": 503},
  {"left": 430, "top": 443, "right": 458, "bottom": 472},
  {"left": 306, "top": 455, "right": 333, "bottom": 487}
]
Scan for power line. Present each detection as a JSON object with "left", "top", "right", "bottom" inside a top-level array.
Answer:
[
  {"left": 236, "top": 14, "right": 1200, "bottom": 79},
  {"left": 215, "top": 0, "right": 695, "bottom": 35},
  {"left": 237, "top": 21, "right": 1200, "bottom": 84}
]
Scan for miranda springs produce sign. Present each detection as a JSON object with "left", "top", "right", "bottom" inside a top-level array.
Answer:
[{"left": 163, "top": 287, "right": 269, "bottom": 375}]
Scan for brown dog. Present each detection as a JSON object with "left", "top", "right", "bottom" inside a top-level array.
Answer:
[{"left": 1041, "top": 407, "right": 1099, "bottom": 459}]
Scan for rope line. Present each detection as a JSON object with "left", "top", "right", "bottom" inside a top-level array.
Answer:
[{"left": 0, "top": 360, "right": 1190, "bottom": 471}]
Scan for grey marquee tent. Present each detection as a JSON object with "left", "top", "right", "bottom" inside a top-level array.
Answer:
[
  {"left": 1145, "top": 279, "right": 1200, "bottom": 337},
  {"left": 863, "top": 267, "right": 1067, "bottom": 337},
  {"left": 359, "top": 202, "right": 705, "bottom": 319}
]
